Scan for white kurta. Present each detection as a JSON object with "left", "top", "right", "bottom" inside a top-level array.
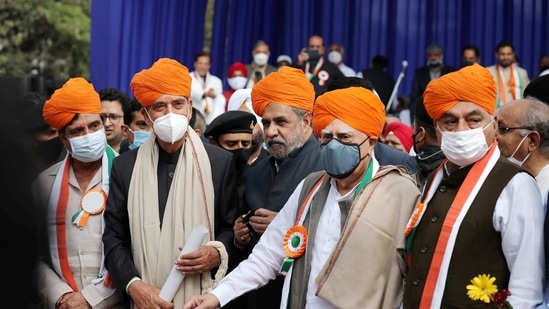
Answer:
[
  {"left": 189, "top": 71, "right": 225, "bottom": 125},
  {"left": 211, "top": 161, "right": 381, "bottom": 308}
]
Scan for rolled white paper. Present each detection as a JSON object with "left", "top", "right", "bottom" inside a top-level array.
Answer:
[{"left": 159, "top": 224, "right": 209, "bottom": 301}]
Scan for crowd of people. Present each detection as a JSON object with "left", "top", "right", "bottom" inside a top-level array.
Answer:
[{"left": 3, "top": 34, "right": 549, "bottom": 309}]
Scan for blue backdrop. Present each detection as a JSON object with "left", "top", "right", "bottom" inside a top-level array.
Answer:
[{"left": 91, "top": 0, "right": 549, "bottom": 99}]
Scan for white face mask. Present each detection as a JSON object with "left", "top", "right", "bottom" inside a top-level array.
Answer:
[
  {"left": 253, "top": 52, "right": 269, "bottom": 66},
  {"left": 439, "top": 120, "right": 493, "bottom": 167},
  {"left": 328, "top": 51, "right": 342, "bottom": 64},
  {"left": 227, "top": 76, "right": 248, "bottom": 90},
  {"left": 68, "top": 128, "right": 107, "bottom": 162},
  {"left": 146, "top": 111, "right": 188, "bottom": 144},
  {"left": 506, "top": 132, "right": 531, "bottom": 166}
]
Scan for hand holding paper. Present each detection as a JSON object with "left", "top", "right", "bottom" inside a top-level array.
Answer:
[{"left": 159, "top": 224, "right": 209, "bottom": 302}]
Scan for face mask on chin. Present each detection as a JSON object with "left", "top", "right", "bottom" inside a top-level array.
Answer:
[
  {"left": 146, "top": 109, "right": 189, "bottom": 144},
  {"left": 506, "top": 132, "right": 531, "bottom": 166},
  {"left": 321, "top": 137, "right": 369, "bottom": 179},
  {"left": 68, "top": 128, "right": 107, "bottom": 162},
  {"left": 438, "top": 120, "right": 493, "bottom": 167}
]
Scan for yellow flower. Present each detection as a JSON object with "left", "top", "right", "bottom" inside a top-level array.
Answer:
[{"left": 466, "top": 274, "right": 498, "bottom": 303}]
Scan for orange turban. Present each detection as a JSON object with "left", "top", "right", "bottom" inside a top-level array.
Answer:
[
  {"left": 130, "top": 58, "right": 191, "bottom": 106},
  {"left": 43, "top": 77, "right": 100, "bottom": 130},
  {"left": 251, "top": 66, "right": 314, "bottom": 116},
  {"left": 313, "top": 87, "right": 385, "bottom": 138},
  {"left": 423, "top": 63, "right": 497, "bottom": 120}
]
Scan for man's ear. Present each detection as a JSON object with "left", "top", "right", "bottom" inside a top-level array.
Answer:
[
  {"left": 121, "top": 125, "right": 129, "bottom": 138},
  {"left": 301, "top": 112, "right": 312, "bottom": 128},
  {"left": 527, "top": 131, "right": 541, "bottom": 151}
]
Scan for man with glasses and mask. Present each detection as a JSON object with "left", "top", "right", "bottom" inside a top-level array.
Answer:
[
  {"left": 495, "top": 98, "right": 549, "bottom": 304},
  {"left": 184, "top": 84, "right": 420, "bottom": 309},
  {"left": 33, "top": 77, "right": 121, "bottom": 308},
  {"left": 102, "top": 58, "right": 239, "bottom": 309},
  {"left": 403, "top": 64, "right": 544, "bottom": 308},
  {"left": 118, "top": 98, "right": 152, "bottom": 153}
]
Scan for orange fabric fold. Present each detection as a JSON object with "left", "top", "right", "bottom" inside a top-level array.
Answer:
[
  {"left": 313, "top": 87, "right": 385, "bottom": 138},
  {"left": 251, "top": 66, "right": 314, "bottom": 116},
  {"left": 43, "top": 77, "right": 101, "bottom": 130},
  {"left": 130, "top": 58, "right": 191, "bottom": 106},
  {"left": 423, "top": 64, "right": 497, "bottom": 121}
]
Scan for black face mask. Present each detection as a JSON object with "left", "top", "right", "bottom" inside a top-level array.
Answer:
[
  {"left": 462, "top": 60, "right": 476, "bottom": 67},
  {"left": 35, "top": 137, "right": 64, "bottom": 164},
  {"left": 412, "top": 130, "right": 421, "bottom": 154},
  {"left": 229, "top": 148, "right": 252, "bottom": 172}
]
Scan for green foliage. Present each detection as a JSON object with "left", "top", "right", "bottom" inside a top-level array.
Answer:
[{"left": 0, "top": 0, "right": 90, "bottom": 79}]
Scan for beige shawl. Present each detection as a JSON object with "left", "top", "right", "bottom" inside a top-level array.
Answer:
[
  {"left": 128, "top": 129, "right": 226, "bottom": 307},
  {"left": 315, "top": 166, "right": 421, "bottom": 309}
]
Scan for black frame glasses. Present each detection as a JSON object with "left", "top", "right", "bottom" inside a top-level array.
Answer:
[{"left": 497, "top": 126, "right": 532, "bottom": 134}]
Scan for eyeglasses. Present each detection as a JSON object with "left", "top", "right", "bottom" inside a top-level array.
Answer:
[
  {"left": 151, "top": 98, "right": 189, "bottom": 113},
  {"left": 100, "top": 114, "right": 123, "bottom": 123},
  {"left": 497, "top": 126, "right": 532, "bottom": 134}
]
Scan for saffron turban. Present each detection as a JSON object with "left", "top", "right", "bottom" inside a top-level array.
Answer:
[
  {"left": 383, "top": 121, "right": 414, "bottom": 153},
  {"left": 423, "top": 63, "right": 497, "bottom": 120},
  {"left": 130, "top": 58, "right": 191, "bottom": 106},
  {"left": 43, "top": 77, "right": 100, "bottom": 130},
  {"left": 313, "top": 87, "right": 385, "bottom": 138},
  {"left": 251, "top": 66, "right": 314, "bottom": 116}
]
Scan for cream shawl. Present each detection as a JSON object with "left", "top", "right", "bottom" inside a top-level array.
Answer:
[{"left": 128, "top": 129, "right": 226, "bottom": 307}]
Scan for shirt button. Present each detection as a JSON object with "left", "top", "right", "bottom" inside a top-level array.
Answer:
[
  {"left": 413, "top": 279, "right": 420, "bottom": 286},
  {"left": 439, "top": 185, "right": 446, "bottom": 192},
  {"left": 431, "top": 215, "right": 438, "bottom": 223},
  {"left": 420, "top": 246, "right": 428, "bottom": 254}
]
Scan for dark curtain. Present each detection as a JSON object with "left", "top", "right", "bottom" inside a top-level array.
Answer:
[
  {"left": 210, "top": 0, "right": 549, "bottom": 97},
  {"left": 90, "top": 0, "right": 209, "bottom": 96},
  {"left": 91, "top": 0, "right": 549, "bottom": 99}
]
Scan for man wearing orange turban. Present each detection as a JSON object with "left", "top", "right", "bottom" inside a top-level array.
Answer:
[
  {"left": 403, "top": 64, "right": 544, "bottom": 308},
  {"left": 184, "top": 86, "right": 420, "bottom": 309},
  {"left": 34, "top": 77, "right": 121, "bottom": 308},
  {"left": 207, "top": 65, "right": 322, "bottom": 309},
  {"left": 103, "top": 58, "right": 238, "bottom": 309}
]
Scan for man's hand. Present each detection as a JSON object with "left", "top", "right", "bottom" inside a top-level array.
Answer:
[
  {"left": 127, "top": 280, "right": 173, "bottom": 309},
  {"left": 233, "top": 216, "right": 251, "bottom": 247},
  {"left": 57, "top": 292, "right": 90, "bottom": 309},
  {"left": 205, "top": 88, "right": 216, "bottom": 98},
  {"left": 184, "top": 294, "right": 220, "bottom": 309},
  {"left": 297, "top": 48, "right": 309, "bottom": 66},
  {"left": 248, "top": 208, "right": 278, "bottom": 235},
  {"left": 176, "top": 246, "right": 220, "bottom": 274}
]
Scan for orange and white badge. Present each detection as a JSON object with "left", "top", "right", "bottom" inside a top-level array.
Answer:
[{"left": 72, "top": 188, "right": 107, "bottom": 228}]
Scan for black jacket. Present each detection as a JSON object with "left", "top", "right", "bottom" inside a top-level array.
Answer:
[{"left": 102, "top": 142, "right": 238, "bottom": 306}]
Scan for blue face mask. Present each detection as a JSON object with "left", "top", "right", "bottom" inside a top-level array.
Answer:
[
  {"left": 320, "top": 137, "right": 369, "bottom": 179},
  {"left": 129, "top": 130, "right": 151, "bottom": 150}
]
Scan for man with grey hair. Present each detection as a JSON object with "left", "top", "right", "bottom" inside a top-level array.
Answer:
[
  {"left": 495, "top": 98, "right": 549, "bottom": 304},
  {"left": 410, "top": 44, "right": 456, "bottom": 119}
]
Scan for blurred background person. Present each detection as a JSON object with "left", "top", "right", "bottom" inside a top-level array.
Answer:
[
  {"left": 327, "top": 42, "right": 357, "bottom": 77},
  {"left": 223, "top": 62, "right": 248, "bottom": 110},
  {"left": 383, "top": 121, "right": 414, "bottom": 154}
]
